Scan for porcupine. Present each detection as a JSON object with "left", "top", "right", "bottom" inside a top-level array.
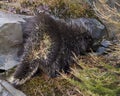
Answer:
[{"left": 9, "top": 11, "right": 94, "bottom": 86}]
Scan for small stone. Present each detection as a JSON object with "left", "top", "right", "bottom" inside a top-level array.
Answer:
[
  {"left": 96, "top": 47, "right": 107, "bottom": 55},
  {"left": 101, "top": 40, "right": 112, "bottom": 47}
]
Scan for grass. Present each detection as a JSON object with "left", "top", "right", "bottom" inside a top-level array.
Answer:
[
  {"left": 18, "top": 74, "right": 82, "bottom": 96},
  {"left": 18, "top": 46, "right": 120, "bottom": 96},
  {"left": 62, "top": 52, "right": 120, "bottom": 96},
  {"left": 0, "top": 0, "right": 120, "bottom": 96},
  {"left": 0, "top": 0, "right": 95, "bottom": 18},
  {"left": 91, "top": 0, "right": 120, "bottom": 39}
]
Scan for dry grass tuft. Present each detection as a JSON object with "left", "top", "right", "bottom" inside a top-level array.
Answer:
[{"left": 91, "top": 0, "right": 120, "bottom": 39}]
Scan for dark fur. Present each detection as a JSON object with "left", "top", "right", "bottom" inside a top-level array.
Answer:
[{"left": 10, "top": 12, "right": 94, "bottom": 86}]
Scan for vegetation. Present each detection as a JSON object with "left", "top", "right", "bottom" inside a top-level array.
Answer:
[
  {"left": 62, "top": 53, "right": 120, "bottom": 96},
  {"left": 62, "top": 1, "right": 120, "bottom": 95},
  {"left": 0, "top": 0, "right": 94, "bottom": 18},
  {"left": 92, "top": 0, "right": 120, "bottom": 39},
  {"left": 63, "top": 1, "right": 120, "bottom": 95},
  {"left": 0, "top": 0, "right": 120, "bottom": 96}
]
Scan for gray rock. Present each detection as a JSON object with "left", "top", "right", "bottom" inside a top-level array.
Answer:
[
  {"left": 101, "top": 40, "right": 112, "bottom": 47},
  {"left": 70, "top": 18, "right": 107, "bottom": 49},
  {"left": 79, "top": 18, "right": 106, "bottom": 40},
  {"left": 70, "top": 18, "right": 106, "bottom": 40},
  {"left": 0, "top": 11, "right": 32, "bottom": 22},
  {"left": 0, "top": 80, "right": 26, "bottom": 96},
  {"left": 0, "top": 84, "right": 2, "bottom": 93},
  {"left": 96, "top": 47, "right": 106, "bottom": 55},
  {"left": 0, "top": 11, "right": 32, "bottom": 70}
]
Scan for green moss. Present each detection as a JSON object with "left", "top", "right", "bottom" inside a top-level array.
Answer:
[{"left": 65, "top": 54, "right": 120, "bottom": 96}]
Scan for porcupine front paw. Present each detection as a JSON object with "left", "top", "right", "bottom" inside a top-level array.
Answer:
[{"left": 9, "top": 61, "right": 39, "bottom": 86}]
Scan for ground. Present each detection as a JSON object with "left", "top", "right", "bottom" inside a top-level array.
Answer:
[
  {"left": 0, "top": 0, "right": 120, "bottom": 96},
  {"left": 17, "top": 43, "right": 120, "bottom": 96}
]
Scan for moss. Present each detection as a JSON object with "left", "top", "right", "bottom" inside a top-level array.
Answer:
[
  {"left": 0, "top": 0, "right": 96, "bottom": 18},
  {"left": 45, "top": 0, "right": 95, "bottom": 18},
  {"left": 20, "top": 0, "right": 95, "bottom": 18},
  {"left": 19, "top": 74, "right": 80, "bottom": 96},
  {"left": 64, "top": 52, "right": 120, "bottom": 96},
  {"left": 20, "top": 0, "right": 34, "bottom": 8}
]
